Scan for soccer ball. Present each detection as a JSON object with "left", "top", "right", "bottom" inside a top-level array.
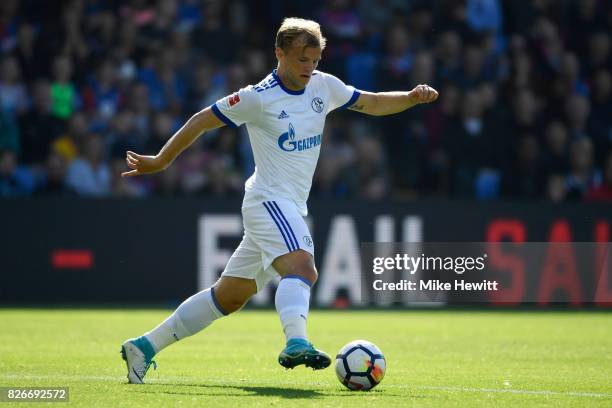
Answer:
[{"left": 335, "top": 340, "right": 386, "bottom": 391}]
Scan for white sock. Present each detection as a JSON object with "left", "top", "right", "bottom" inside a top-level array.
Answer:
[
  {"left": 145, "top": 287, "right": 227, "bottom": 353},
  {"left": 275, "top": 276, "right": 311, "bottom": 342}
]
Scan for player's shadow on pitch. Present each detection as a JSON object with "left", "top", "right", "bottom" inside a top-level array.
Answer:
[
  {"left": 145, "top": 383, "right": 323, "bottom": 399},
  {"left": 239, "top": 385, "right": 322, "bottom": 398}
]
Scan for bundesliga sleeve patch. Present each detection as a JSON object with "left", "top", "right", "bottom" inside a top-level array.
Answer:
[{"left": 228, "top": 93, "right": 241, "bottom": 107}]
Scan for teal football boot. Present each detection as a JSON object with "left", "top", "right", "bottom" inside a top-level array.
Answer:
[
  {"left": 278, "top": 338, "right": 331, "bottom": 370},
  {"left": 120, "top": 337, "right": 157, "bottom": 384}
]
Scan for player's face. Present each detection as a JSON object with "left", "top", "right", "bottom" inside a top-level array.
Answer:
[{"left": 276, "top": 43, "right": 322, "bottom": 90}]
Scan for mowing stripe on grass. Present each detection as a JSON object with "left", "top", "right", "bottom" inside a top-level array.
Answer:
[
  {"left": 415, "top": 385, "right": 612, "bottom": 398},
  {"left": 1, "top": 374, "right": 610, "bottom": 399}
]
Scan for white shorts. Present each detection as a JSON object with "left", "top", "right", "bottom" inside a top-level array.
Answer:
[{"left": 221, "top": 198, "right": 315, "bottom": 291}]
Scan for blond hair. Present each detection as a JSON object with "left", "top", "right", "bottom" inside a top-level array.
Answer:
[{"left": 275, "top": 17, "right": 327, "bottom": 51}]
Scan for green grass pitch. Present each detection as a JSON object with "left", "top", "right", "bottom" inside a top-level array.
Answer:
[{"left": 1, "top": 309, "right": 611, "bottom": 407}]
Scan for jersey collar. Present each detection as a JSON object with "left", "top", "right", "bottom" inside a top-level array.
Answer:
[{"left": 272, "top": 69, "right": 305, "bottom": 95}]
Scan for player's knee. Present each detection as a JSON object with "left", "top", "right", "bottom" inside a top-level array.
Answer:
[
  {"left": 297, "top": 265, "right": 318, "bottom": 286},
  {"left": 273, "top": 250, "right": 318, "bottom": 285},
  {"left": 217, "top": 292, "right": 250, "bottom": 314},
  {"left": 225, "top": 298, "right": 248, "bottom": 314},
  {"left": 213, "top": 277, "right": 257, "bottom": 314},
  {"left": 310, "top": 266, "right": 318, "bottom": 285}
]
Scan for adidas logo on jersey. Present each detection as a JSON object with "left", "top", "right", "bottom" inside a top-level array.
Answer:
[{"left": 278, "top": 110, "right": 289, "bottom": 119}]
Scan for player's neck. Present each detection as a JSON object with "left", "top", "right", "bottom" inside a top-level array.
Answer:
[{"left": 275, "top": 67, "right": 305, "bottom": 92}]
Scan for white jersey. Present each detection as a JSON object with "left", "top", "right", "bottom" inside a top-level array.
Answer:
[{"left": 212, "top": 69, "right": 360, "bottom": 216}]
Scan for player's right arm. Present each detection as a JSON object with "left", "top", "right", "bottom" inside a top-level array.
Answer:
[
  {"left": 122, "top": 87, "right": 260, "bottom": 177},
  {"left": 122, "top": 107, "right": 225, "bottom": 177}
]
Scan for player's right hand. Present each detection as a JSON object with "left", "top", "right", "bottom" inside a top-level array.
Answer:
[
  {"left": 121, "top": 151, "right": 167, "bottom": 177},
  {"left": 408, "top": 84, "right": 439, "bottom": 105}
]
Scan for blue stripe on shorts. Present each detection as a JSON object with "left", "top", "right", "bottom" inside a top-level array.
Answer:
[
  {"left": 271, "top": 201, "right": 299, "bottom": 250},
  {"left": 262, "top": 202, "right": 293, "bottom": 251}
]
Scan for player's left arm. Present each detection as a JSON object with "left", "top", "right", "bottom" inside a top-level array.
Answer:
[{"left": 348, "top": 85, "right": 438, "bottom": 116}]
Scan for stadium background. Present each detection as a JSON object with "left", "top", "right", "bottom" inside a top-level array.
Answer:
[{"left": 0, "top": 0, "right": 611, "bottom": 306}]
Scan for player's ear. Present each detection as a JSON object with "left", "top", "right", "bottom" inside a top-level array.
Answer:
[{"left": 275, "top": 47, "right": 284, "bottom": 61}]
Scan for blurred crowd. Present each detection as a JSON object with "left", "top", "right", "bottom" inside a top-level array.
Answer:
[{"left": 0, "top": 0, "right": 611, "bottom": 202}]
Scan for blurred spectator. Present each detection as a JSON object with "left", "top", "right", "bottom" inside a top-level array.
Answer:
[
  {"left": 410, "top": 51, "right": 435, "bottom": 87},
  {"left": 320, "top": 0, "right": 363, "bottom": 46},
  {"left": 530, "top": 17, "right": 564, "bottom": 83},
  {"left": 437, "top": 0, "right": 472, "bottom": 37},
  {"left": 0, "top": 1, "right": 610, "bottom": 203},
  {"left": 312, "top": 116, "right": 355, "bottom": 197},
  {"left": 0, "top": 55, "right": 28, "bottom": 116},
  {"left": 565, "top": 138, "right": 601, "bottom": 200},
  {"left": 586, "top": 151, "right": 612, "bottom": 201},
  {"left": 113, "top": 19, "right": 139, "bottom": 80},
  {"left": 138, "top": 0, "right": 178, "bottom": 53},
  {"left": 352, "top": 135, "right": 388, "bottom": 199},
  {"left": 435, "top": 30, "right": 462, "bottom": 83},
  {"left": 541, "top": 121, "right": 570, "bottom": 177},
  {"left": 156, "top": 160, "right": 180, "bottom": 197},
  {"left": 501, "top": 134, "right": 544, "bottom": 198},
  {"left": 478, "top": 81, "right": 509, "bottom": 129},
  {"left": 422, "top": 83, "right": 462, "bottom": 195},
  {"left": 547, "top": 173, "right": 567, "bottom": 203},
  {"left": 424, "top": 82, "right": 460, "bottom": 152},
  {"left": 175, "top": 141, "right": 207, "bottom": 195},
  {"left": 192, "top": 0, "right": 241, "bottom": 64},
  {"left": 85, "top": 3, "right": 117, "bottom": 58},
  {"left": 137, "top": 49, "right": 187, "bottom": 112},
  {"left": 510, "top": 88, "right": 542, "bottom": 138},
  {"left": 589, "top": 70, "right": 612, "bottom": 166},
  {"left": 549, "top": 52, "right": 588, "bottom": 107},
  {"left": 108, "top": 123, "right": 154, "bottom": 196},
  {"left": 202, "top": 155, "right": 243, "bottom": 196},
  {"left": 378, "top": 24, "right": 413, "bottom": 90},
  {"left": 319, "top": 0, "right": 363, "bottom": 75},
  {"left": 407, "top": 3, "right": 434, "bottom": 50},
  {"left": 53, "top": 113, "right": 88, "bottom": 163},
  {"left": 127, "top": 83, "right": 153, "bottom": 138},
  {"left": 170, "top": 29, "right": 195, "bottom": 76},
  {"left": 145, "top": 110, "right": 175, "bottom": 153},
  {"left": 18, "top": 79, "right": 64, "bottom": 165},
  {"left": 186, "top": 61, "right": 225, "bottom": 112},
  {"left": 0, "top": 109, "right": 19, "bottom": 154},
  {"left": 50, "top": 55, "right": 79, "bottom": 120},
  {"left": 0, "top": 0, "right": 19, "bottom": 54},
  {"left": 241, "top": 49, "right": 270, "bottom": 85},
  {"left": 586, "top": 31, "right": 611, "bottom": 76},
  {"left": 37, "top": 151, "right": 70, "bottom": 196},
  {"left": 14, "top": 23, "right": 36, "bottom": 81},
  {"left": 444, "top": 90, "right": 493, "bottom": 196},
  {"left": 59, "top": 0, "right": 89, "bottom": 62},
  {"left": 0, "top": 149, "right": 35, "bottom": 196},
  {"left": 565, "top": 94, "right": 591, "bottom": 141},
  {"left": 466, "top": 0, "right": 502, "bottom": 34},
  {"left": 110, "top": 157, "right": 147, "bottom": 197},
  {"left": 81, "top": 58, "right": 121, "bottom": 128},
  {"left": 65, "top": 134, "right": 111, "bottom": 196},
  {"left": 458, "top": 45, "right": 486, "bottom": 89},
  {"left": 506, "top": 34, "right": 533, "bottom": 89},
  {"left": 567, "top": 0, "right": 607, "bottom": 57},
  {"left": 107, "top": 110, "right": 144, "bottom": 159}
]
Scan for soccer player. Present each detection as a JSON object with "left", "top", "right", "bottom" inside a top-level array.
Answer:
[{"left": 120, "top": 17, "right": 438, "bottom": 384}]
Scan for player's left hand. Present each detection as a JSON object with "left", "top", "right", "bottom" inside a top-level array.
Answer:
[{"left": 409, "top": 84, "right": 439, "bottom": 105}]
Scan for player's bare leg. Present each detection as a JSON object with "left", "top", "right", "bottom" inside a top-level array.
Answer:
[
  {"left": 121, "top": 276, "right": 256, "bottom": 383},
  {"left": 214, "top": 276, "right": 257, "bottom": 314},
  {"left": 272, "top": 249, "right": 331, "bottom": 370}
]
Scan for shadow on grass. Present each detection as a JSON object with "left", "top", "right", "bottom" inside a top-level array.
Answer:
[
  {"left": 131, "top": 382, "right": 429, "bottom": 400},
  {"left": 134, "top": 383, "right": 323, "bottom": 399}
]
